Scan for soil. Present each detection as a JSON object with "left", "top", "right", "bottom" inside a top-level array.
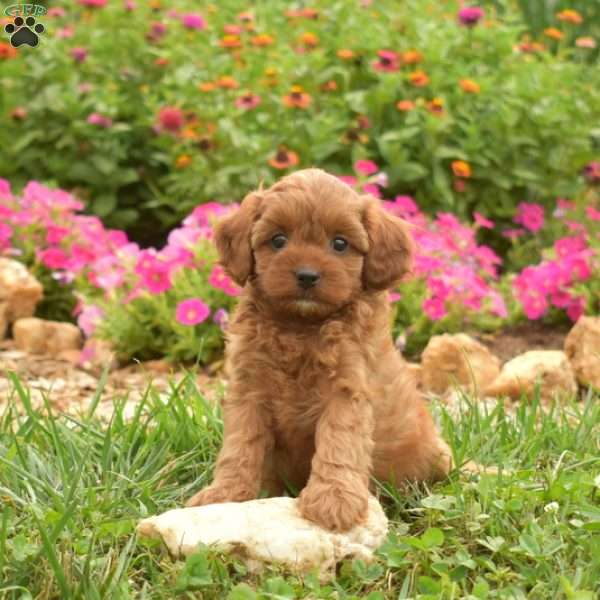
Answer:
[
  {"left": 471, "top": 321, "right": 571, "bottom": 364},
  {"left": 0, "top": 321, "right": 573, "bottom": 418}
]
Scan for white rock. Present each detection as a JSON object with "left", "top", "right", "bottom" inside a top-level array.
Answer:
[
  {"left": 485, "top": 350, "right": 577, "bottom": 402},
  {"left": 137, "top": 496, "right": 388, "bottom": 580}
]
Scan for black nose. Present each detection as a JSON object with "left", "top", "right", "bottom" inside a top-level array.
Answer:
[{"left": 295, "top": 268, "right": 320, "bottom": 289}]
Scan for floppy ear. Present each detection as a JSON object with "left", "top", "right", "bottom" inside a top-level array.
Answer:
[
  {"left": 213, "top": 191, "right": 264, "bottom": 286},
  {"left": 361, "top": 195, "right": 415, "bottom": 291}
]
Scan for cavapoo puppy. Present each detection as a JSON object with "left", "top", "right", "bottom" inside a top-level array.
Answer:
[{"left": 186, "top": 168, "right": 452, "bottom": 531}]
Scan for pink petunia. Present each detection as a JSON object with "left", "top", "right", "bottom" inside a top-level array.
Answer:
[
  {"left": 46, "top": 225, "right": 70, "bottom": 244},
  {"left": 141, "top": 263, "right": 172, "bottom": 294},
  {"left": 566, "top": 297, "right": 586, "bottom": 322},
  {"left": 586, "top": 206, "right": 600, "bottom": 221},
  {"left": 423, "top": 297, "right": 447, "bottom": 320},
  {"left": 554, "top": 236, "right": 587, "bottom": 258},
  {"left": 354, "top": 160, "right": 379, "bottom": 175},
  {"left": 39, "top": 247, "right": 69, "bottom": 270},
  {"left": 521, "top": 291, "right": 548, "bottom": 320},
  {"left": 87, "top": 113, "right": 113, "bottom": 128},
  {"left": 514, "top": 202, "right": 544, "bottom": 233},
  {"left": 77, "top": 304, "right": 104, "bottom": 337},
  {"left": 473, "top": 212, "right": 494, "bottom": 229},
  {"left": 176, "top": 298, "right": 210, "bottom": 325},
  {"left": 209, "top": 265, "right": 242, "bottom": 296},
  {"left": 212, "top": 307, "right": 229, "bottom": 329}
]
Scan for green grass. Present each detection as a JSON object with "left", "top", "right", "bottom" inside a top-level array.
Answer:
[{"left": 0, "top": 372, "right": 599, "bottom": 599}]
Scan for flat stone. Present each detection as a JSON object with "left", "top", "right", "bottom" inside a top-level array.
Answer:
[{"left": 137, "top": 496, "right": 388, "bottom": 580}]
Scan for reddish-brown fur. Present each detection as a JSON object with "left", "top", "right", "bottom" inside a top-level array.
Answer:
[{"left": 186, "top": 169, "right": 452, "bottom": 531}]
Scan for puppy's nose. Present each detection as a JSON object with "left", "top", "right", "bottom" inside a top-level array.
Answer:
[{"left": 295, "top": 268, "right": 320, "bottom": 289}]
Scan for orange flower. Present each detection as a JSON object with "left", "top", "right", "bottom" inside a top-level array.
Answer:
[
  {"left": 426, "top": 98, "right": 444, "bottom": 115},
  {"left": 300, "top": 32, "right": 319, "bottom": 47},
  {"left": 199, "top": 82, "right": 216, "bottom": 92},
  {"left": 301, "top": 7, "right": 319, "bottom": 19},
  {"left": 216, "top": 76, "right": 239, "bottom": 89},
  {"left": 322, "top": 80, "right": 338, "bottom": 91},
  {"left": 337, "top": 48, "right": 355, "bottom": 60},
  {"left": 220, "top": 35, "right": 242, "bottom": 48},
  {"left": 282, "top": 85, "right": 312, "bottom": 108},
  {"left": 269, "top": 148, "right": 299, "bottom": 169},
  {"left": 0, "top": 42, "right": 18, "bottom": 59},
  {"left": 154, "top": 57, "right": 170, "bottom": 66},
  {"left": 459, "top": 79, "right": 480, "bottom": 93},
  {"left": 238, "top": 11, "right": 254, "bottom": 22},
  {"left": 451, "top": 160, "right": 471, "bottom": 178},
  {"left": 180, "top": 127, "right": 200, "bottom": 140},
  {"left": 544, "top": 27, "right": 564, "bottom": 40},
  {"left": 252, "top": 33, "right": 274, "bottom": 46},
  {"left": 11, "top": 107, "right": 27, "bottom": 120},
  {"left": 409, "top": 70, "right": 429, "bottom": 87},
  {"left": 402, "top": 50, "right": 423, "bottom": 64},
  {"left": 396, "top": 100, "right": 415, "bottom": 112},
  {"left": 556, "top": 9, "right": 583, "bottom": 25},
  {"left": 517, "top": 40, "right": 545, "bottom": 53},
  {"left": 149, "top": 0, "right": 160, "bottom": 9},
  {"left": 175, "top": 154, "right": 192, "bottom": 169}
]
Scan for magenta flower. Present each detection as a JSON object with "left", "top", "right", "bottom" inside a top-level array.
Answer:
[
  {"left": 78, "top": 0, "right": 107, "bottom": 6},
  {"left": 362, "top": 183, "right": 381, "bottom": 198},
  {"left": 71, "top": 47, "right": 88, "bottom": 63},
  {"left": 87, "top": 113, "right": 113, "bottom": 128},
  {"left": 423, "top": 297, "right": 447, "bottom": 320},
  {"left": 78, "top": 305, "right": 104, "bottom": 337},
  {"left": 388, "top": 291, "right": 402, "bottom": 302},
  {"left": 124, "top": 0, "right": 136, "bottom": 10},
  {"left": 354, "top": 160, "right": 379, "bottom": 175},
  {"left": 209, "top": 265, "right": 242, "bottom": 296},
  {"left": 213, "top": 307, "right": 229, "bottom": 329},
  {"left": 473, "top": 212, "right": 494, "bottom": 229},
  {"left": 48, "top": 7, "right": 66, "bottom": 17},
  {"left": 521, "top": 291, "right": 548, "bottom": 320},
  {"left": 586, "top": 206, "right": 600, "bottom": 221},
  {"left": 566, "top": 297, "right": 585, "bottom": 322},
  {"left": 46, "top": 225, "right": 70, "bottom": 244},
  {"left": 176, "top": 298, "right": 210, "bottom": 325},
  {"left": 57, "top": 26, "right": 75, "bottom": 39},
  {"left": 141, "top": 263, "right": 172, "bottom": 294},
  {"left": 372, "top": 50, "right": 400, "bottom": 72},
  {"left": 147, "top": 21, "right": 168, "bottom": 43},
  {"left": 554, "top": 236, "right": 587, "bottom": 258},
  {"left": 393, "top": 195, "right": 420, "bottom": 218},
  {"left": 156, "top": 106, "right": 184, "bottom": 133},
  {"left": 514, "top": 202, "right": 544, "bottom": 233},
  {"left": 458, "top": 6, "right": 484, "bottom": 27},
  {"left": 39, "top": 247, "right": 69, "bottom": 270},
  {"left": 583, "top": 161, "right": 600, "bottom": 184},
  {"left": 337, "top": 175, "right": 358, "bottom": 187},
  {"left": 181, "top": 13, "right": 206, "bottom": 30}
]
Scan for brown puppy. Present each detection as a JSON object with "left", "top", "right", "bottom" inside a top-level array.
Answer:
[{"left": 186, "top": 168, "right": 452, "bottom": 531}]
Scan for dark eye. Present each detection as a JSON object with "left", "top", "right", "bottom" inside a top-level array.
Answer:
[
  {"left": 271, "top": 234, "right": 287, "bottom": 250},
  {"left": 331, "top": 236, "right": 349, "bottom": 253}
]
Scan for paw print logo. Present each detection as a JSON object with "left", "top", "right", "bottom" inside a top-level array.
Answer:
[{"left": 5, "top": 16, "right": 45, "bottom": 48}]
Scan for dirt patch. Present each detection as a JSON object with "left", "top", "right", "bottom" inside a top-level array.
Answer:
[{"left": 472, "top": 321, "right": 571, "bottom": 364}]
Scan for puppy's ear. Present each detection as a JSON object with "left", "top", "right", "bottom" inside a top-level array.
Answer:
[
  {"left": 214, "top": 191, "right": 264, "bottom": 286},
  {"left": 361, "top": 195, "right": 415, "bottom": 291}
]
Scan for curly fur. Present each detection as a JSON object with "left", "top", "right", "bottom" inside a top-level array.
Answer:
[{"left": 186, "top": 168, "right": 452, "bottom": 531}]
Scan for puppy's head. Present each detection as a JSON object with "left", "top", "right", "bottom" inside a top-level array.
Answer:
[{"left": 214, "top": 168, "right": 414, "bottom": 319}]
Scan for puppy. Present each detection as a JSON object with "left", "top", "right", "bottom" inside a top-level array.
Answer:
[{"left": 186, "top": 168, "right": 452, "bottom": 531}]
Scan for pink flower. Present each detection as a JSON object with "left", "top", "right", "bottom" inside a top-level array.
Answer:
[
  {"left": 71, "top": 47, "right": 88, "bottom": 63},
  {"left": 78, "top": 305, "right": 104, "bottom": 337},
  {"left": 213, "top": 308, "right": 229, "bottom": 329},
  {"left": 209, "top": 265, "right": 242, "bottom": 296},
  {"left": 48, "top": 7, "right": 66, "bottom": 17},
  {"left": 147, "top": 21, "right": 168, "bottom": 43},
  {"left": 87, "top": 113, "right": 113, "bottom": 128},
  {"left": 337, "top": 175, "right": 358, "bottom": 187},
  {"left": 393, "top": 195, "right": 420, "bottom": 218},
  {"left": 156, "top": 106, "right": 184, "bottom": 133},
  {"left": 176, "top": 298, "right": 210, "bottom": 325},
  {"left": 514, "top": 202, "right": 544, "bottom": 233},
  {"left": 521, "top": 291, "right": 548, "bottom": 320},
  {"left": 372, "top": 50, "right": 400, "bottom": 72},
  {"left": 124, "top": 0, "right": 136, "bottom": 10},
  {"left": 354, "top": 160, "right": 379, "bottom": 175},
  {"left": 57, "top": 26, "right": 75, "bottom": 39},
  {"left": 235, "top": 93, "right": 261, "bottom": 110},
  {"left": 362, "top": 183, "right": 381, "bottom": 198},
  {"left": 550, "top": 290, "right": 573, "bottom": 309},
  {"left": 181, "top": 13, "right": 206, "bottom": 30},
  {"left": 554, "top": 236, "right": 587, "bottom": 258},
  {"left": 78, "top": 0, "right": 107, "bottom": 6},
  {"left": 503, "top": 228, "right": 525, "bottom": 240},
  {"left": 141, "top": 263, "right": 172, "bottom": 294},
  {"left": 566, "top": 297, "right": 586, "bottom": 322},
  {"left": 583, "top": 161, "right": 600, "bottom": 184},
  {"left": 586, "top": 206, "right": 600, "bottom": 221},
  {"left": 39, "top": 247, "right": 69, "bottom": 270},
  {"left": 46, "top": 225, "right": 70, "bottom": 244},
  {"left": 473, "top": 212, "right": 494, "bottom": 229},
  {"left": 423, "top": 297, "right": 447, "bottom": 320},
  {"left": 388, "top": 291, "right": 402, "bottom": 302},
  {"left": 458, "top": 6, "right": 484, "bottom": 27}
]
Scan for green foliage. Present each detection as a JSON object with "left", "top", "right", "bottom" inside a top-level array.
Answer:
[
  {"left": 1, "top": 0, "right": 598, "bottom": 244},
  {"left": 0, "top": 375, "right": 599, "bottom": 598}
]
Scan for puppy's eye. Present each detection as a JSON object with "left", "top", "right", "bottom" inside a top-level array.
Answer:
[
  {"left": 331, "top": 236, "right": 349, "bottom": 253},
  {"left": 271, "top": 234, "right": 288, "bottom": 250}
]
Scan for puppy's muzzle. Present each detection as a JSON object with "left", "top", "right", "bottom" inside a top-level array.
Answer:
[{"left": 295, "top": 268, "right": 320, "bottom": 289}]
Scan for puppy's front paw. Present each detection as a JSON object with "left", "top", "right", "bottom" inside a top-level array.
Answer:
[
  {"left": 298, "top": 482, "right": 369, "bottom": 532},
  {"left": 185, "top": 484, "right": 253, "bottom": 508}
]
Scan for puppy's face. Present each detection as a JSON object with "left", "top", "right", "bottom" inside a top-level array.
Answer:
[{"left": 215, "top": 169, "right": 414, "bottom": 320}]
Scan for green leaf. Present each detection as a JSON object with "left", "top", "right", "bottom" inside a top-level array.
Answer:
[{"left": 421, "top": 527, "right": 445, "bottom": 549}]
